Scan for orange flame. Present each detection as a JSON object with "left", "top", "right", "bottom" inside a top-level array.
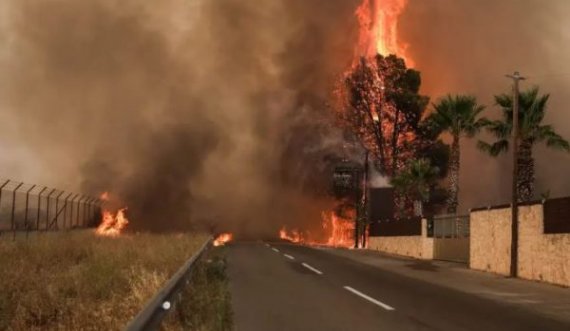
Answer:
[
  {"left": 279, "top": 227, "right": 304, "bottom": 244},
  {"left": 96, "top": 208, "right": 129, "bottom": 237},
  {"left": 213, "top": 233, "right": 233, "bottom": 247},
  {"left": 355, "top": 0, "right": 413, "bottom": 66},
  {"left": 323, "top": 211, "right": 355, "bottom": 247},
  {"left": 279, "top": 210, "right": 356, "bottom": 248}
]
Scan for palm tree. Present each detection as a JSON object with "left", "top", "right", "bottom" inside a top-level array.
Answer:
[
  {"left": 424, "top": 95, "right": 487, "bottom": 213},
  {"left": 390, "top": 158, "right": 440, "bottom": 216},
  {"left": 478, "top": 87, "right": 569, "bottom": 202}
]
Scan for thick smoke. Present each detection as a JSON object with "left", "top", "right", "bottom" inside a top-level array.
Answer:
[
  {"left": 0, "top": 0, "right": 361, "bottom": 235},
  {"left": 3, "top": 0, "right": 567, "bottom": 229},
  {"left": 401, "top": 0, "right": 570, "bottom": 211}
]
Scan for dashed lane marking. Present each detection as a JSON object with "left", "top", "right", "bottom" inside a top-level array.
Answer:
[
  {"left": 343, "top": 286, "right": 395, "bottom": 311},
  {"left": 302, "top": 263, "right": 323, "bottom": 275}
]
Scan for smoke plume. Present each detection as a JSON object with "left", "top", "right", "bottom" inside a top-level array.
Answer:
[
  {"left": 0, "top": 0, "right": 361, "bottom": 235},
  {"left": 2, "top": 0, "right": 569, "bottom": 231}
]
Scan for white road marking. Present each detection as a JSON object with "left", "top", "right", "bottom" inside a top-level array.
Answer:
[
  {"left": 343, "top": 286, "right": 395, "bottom": 311},
  {"left": 284, "top": 254, "right": 295, "bottom": 260},
  {"left": 272, "top": 248, "right": 280, "bottom": 253},
  {"left": 302, "top": 263, "right": 323, "bottom": 275},
  {"left": 265, "top": 243, "right": 270, "bottom": 247}
]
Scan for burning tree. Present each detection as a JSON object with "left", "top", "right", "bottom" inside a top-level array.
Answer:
[
  {"left": 337, "top": 54, "right": 449, "bottom": 216},
  {"left": 341, "top": 54, "right": 429, "bottom": 177}
]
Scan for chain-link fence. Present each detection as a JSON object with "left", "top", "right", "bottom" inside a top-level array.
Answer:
[{"left": 0, "top": 179, "right": 102, "bottom": 239}]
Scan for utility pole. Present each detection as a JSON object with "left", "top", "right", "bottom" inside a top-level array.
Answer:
[{"left": 506, "top": 71, "right": 525, "bottom": 278}]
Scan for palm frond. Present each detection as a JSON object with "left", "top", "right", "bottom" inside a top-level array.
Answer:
[
  {"left": 390, "top": 158, "right": 439, "bottom": 202},
  {"left": 478, "top": 139, "right": 509, "bottom": 156},
  {"left": 536, "top": 125, "right": 570, "bottom": 151},
  {"left": 486, "top": 120, "right": 511, "bottom": 139},
  {"left": 428, "top": 94, "right": 487, "bottom": 138}
]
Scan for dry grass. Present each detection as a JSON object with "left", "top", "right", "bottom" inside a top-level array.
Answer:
[
  {"left": 0, "top": 230, "right": 210, "bottom": 330},
  {"left": 163, "top": 248, "right": 233, "bottom": 331}
]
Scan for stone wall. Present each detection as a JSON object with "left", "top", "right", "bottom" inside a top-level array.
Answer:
[
  {"left": 470, "top": 207, "right": 512, "bottom": 275},
  {"left": 470, "top": 204, "right": 570, "bottom": 287},
  {"left": 518, "top": 204, "right": 570, "bottom": 286},
  {"left": 368, "top": 219, "right": 434, "bottom": 260}
]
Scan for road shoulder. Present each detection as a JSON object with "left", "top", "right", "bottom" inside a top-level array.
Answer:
[{"left": 321, "top": 246, "right": 570, "bottom": 324}]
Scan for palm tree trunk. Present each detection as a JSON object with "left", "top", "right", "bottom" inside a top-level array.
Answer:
[
  {"left": 447, "top": 134, "right": 460, "bottom": 214},
  {"left": 517, "top": 139, "right": 535, "bottom": 202}
]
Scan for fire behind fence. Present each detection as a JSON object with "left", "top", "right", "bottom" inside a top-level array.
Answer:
[{"left": 0, "top": 179, "right": 102, "bottom": 238}]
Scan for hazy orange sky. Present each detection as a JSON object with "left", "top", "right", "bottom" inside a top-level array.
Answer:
[{"left": 1, "top": 0, "right": 569, "bottom": 217}]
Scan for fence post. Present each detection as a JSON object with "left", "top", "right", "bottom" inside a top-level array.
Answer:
[
  {"left": 82, "top": 197, "right": 90, "bottom": 227},
  {"left": 69, "top": 194, "right": 79, "bottom": 229},
  {"left": 62, "top": 193, "right": 73, "bottom": 230},
  {"left": 45, "top": 189, "right": 56, "bottom": 231},
  {"left": 0, "top": 180, "right": 10, "bottom": 237},
  {"left": 85, "top": 198, "right": 92, "bottom": 226},
  {"left": 0, "top": 179, "right": 10, "bottom": 204},
  {"left": 11, "top": 182, "right": 24, "bottom": 240},
  {"left": 76, "top": 196, "right": 86, "bottom": 228},
  {"left": 94, "top": 199, "right": 103, "bottom": 227},
  {"left": 52, "top": 191, "right": 65, "bottom": 230},
  {"left": 24, "top": 185, "right": 36, "bottom": 239},
  {"left": 86, "top": 198, "right": 96, "bottom": 227},
  {"left": 36, "top": 187, "right": 47, "bottom": 233}
]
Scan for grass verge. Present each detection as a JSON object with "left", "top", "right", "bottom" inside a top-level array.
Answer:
[
  {"left": 163, "top": 247, "right": 233, "bottom": 331},
  {"left": 0, "top": 231, "right": 210, "bottom": 330}
]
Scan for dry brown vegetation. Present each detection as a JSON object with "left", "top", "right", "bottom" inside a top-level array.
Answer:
[
  {"left": 0, "top": 231, "right": 214, "bottom": 330},
  {"left": 163, "top": 248, "right": 233, "bottom": 331}
]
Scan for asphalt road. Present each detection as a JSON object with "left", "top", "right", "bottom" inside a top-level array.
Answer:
[{"left": 227, "top": 241, "right": 570, "bottom": 331}]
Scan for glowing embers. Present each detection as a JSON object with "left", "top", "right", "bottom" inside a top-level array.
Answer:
[{"left": 214, "top": 233, "right": 233, "bottom": 247}]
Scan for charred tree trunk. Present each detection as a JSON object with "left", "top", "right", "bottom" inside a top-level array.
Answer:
[
  {"left": 517, "top": 139, "right": 534, "bottom": 202},
  {"left": 446, "top": 134, "right": 460, "bottom": 214}
]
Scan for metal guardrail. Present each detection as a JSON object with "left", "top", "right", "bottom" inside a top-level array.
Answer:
[{"left": 125, "top": 237, "right": 213, "bottom": 331}]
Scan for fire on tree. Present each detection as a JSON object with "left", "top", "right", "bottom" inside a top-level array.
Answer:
[{"left": 335, "top": 0, "right": 448, "bottom": 217}]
